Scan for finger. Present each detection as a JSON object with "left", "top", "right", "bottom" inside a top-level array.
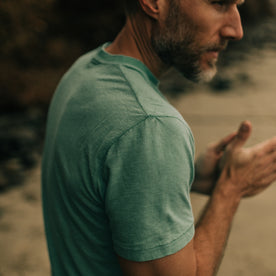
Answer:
[
  {"left": 264, "top": 149, "right": 276, "bottom": 165},
  {"left": 214, "top": 132, "right": 238, "bottom": 153},
  {"left": 257, "top": 161, "right": 276, "bottom": 180},
  {"left": 243, "top": 171, "right": 276, "bottom": 197},
  {"left": 249, "top": 151, "right": 276, "bottom": 179},
  {"left": 231, "top": 120, "right": 252, "bottom": 149},
  {"left": 254, "top": 149, "right": 276, "bottom": 167},
  {"left": 252, "top": 136, "right": 276, "bottom": 154}
]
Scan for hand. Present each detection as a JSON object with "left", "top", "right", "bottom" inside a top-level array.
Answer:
[
  {"left": 192, "top": 131, "right": 237, "bottom": 195},
  {"left": 218, "top": 121, "right": 276, "bottom": 198}
]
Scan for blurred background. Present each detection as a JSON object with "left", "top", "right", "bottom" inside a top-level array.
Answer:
[{"left": 0, "top": 1, "right": 276, "bottom": 275}]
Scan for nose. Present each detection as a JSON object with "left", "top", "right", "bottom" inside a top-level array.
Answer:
[{"left": 220, "top": 6, "right": 244, "bottom": 41}]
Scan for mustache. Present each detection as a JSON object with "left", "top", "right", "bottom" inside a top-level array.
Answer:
[{"left": 204, "top": 40, "right": 229, "bottom": 52}]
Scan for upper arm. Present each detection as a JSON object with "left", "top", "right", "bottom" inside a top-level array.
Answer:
[
  {"left": 118, "top": 239, "right": 197, "bottom": 276},
  {"left": 105, "top": 116, "right": 195, "bottom": 266}
]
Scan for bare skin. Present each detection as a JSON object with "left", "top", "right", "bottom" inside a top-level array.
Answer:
[
  {"left": 106, "top": 0, "right": 276, "bottom": 275},
  {"left": 107, "top": 0, "right": 244, "bottom": 80},
  {"left": 106, "top": 15, "right": 167, "bottom": 78},
  {"left": 118, "top": 121, "right": 276, "bottom": 276}
]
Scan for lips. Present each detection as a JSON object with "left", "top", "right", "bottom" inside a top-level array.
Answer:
[
  {"left": 207, "top": 41, "right": 228, "bottom": 54},
  {"left": 205, "top": 50, "right": 219, "bottom": 61},
  {"left": 208, "top": 51, "right": 219, "bottom": 59}
]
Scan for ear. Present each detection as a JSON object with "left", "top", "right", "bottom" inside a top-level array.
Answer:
[{"left": 138, "top": 0, "right": 160, "bottom": 20}]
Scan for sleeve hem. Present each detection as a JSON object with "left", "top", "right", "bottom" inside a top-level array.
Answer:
[{"left": 115, "top": 224, "right": 195, "bottom": 262}]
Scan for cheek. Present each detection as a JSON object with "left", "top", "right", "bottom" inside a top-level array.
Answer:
[{"left": 181, "top": 8, "right": 220, "bottom": 45}]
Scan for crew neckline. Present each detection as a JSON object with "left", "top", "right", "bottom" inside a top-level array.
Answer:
[{"left": 95, "top": 42, "right": 160, "bottom": 87}]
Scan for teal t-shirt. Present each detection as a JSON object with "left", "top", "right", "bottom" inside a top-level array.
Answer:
[{"left": 42, "top": 43, "right": 195, "bottom": 275}]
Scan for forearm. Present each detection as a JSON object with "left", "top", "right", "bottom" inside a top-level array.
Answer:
[
  {"left": 191, "top": 179, "right": 215, "bottom": 195},
  {"left": 193, "top": 178, "right": 241, "bottom": 276},
  {"left": 119, "top": 123, "right": 276, "bottom": 276}
]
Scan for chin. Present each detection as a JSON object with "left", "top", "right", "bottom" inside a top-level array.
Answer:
[
  {"left": 174, "top": 59, "right": 218, "bottom": 83},
  {"left": 180, "top": 67, "right": 217, "bottom": 84},
  {"left": 197, "top": 67, "right": 217, "bottom": 83}
]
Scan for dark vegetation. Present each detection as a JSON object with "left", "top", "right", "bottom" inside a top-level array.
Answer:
[{"left": 0, "top": 0, "right": 275, "bottom": 190}]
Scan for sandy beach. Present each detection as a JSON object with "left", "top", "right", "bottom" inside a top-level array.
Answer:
[{"left": 0, "top": 47, "right": 276, "bottom": 276}]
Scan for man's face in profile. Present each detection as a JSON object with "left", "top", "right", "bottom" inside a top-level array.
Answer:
[{"left": 151, "top": 0, "right": 244, "bottom": 83}]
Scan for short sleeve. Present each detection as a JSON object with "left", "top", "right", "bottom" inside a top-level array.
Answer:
[{"left": 104, "top": 116, "right": 195, "bottom": 262}]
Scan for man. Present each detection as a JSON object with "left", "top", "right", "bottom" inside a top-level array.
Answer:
[{"left": 42, "top": 0, "right": 276, "bottom": 275}]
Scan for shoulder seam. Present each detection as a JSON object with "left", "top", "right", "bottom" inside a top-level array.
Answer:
[
  {"left": 104, "top": 114, "right": 189, "bottom": 163},
  {"left": 104, "top": 116, "right": 149, "bottom": 163},
  {"left": 101, "top": 114, "right": 194, "bottom": 195}
]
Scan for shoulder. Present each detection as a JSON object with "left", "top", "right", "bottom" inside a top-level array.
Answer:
[
  {"left": 104, "top": 116, "right": 195, "bottom": 263},
  {"left": 107, "top": 115, "right": 195, "bottom": 164}
]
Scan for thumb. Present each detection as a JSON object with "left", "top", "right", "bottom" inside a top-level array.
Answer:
[{"left": 232, "top": 120, "right": 252, "bottom": 149}]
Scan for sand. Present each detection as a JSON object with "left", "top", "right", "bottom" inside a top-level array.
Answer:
[{"left": 0, "top": 47, "right": 276, "bottom": 275}]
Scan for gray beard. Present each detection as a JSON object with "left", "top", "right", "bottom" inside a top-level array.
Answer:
[
  {"left": 150, "top": 8, "right": 206, "bottom": 82},
  {"left": 150, "top": 0, "right": 218, "bottom": 83},
  {"left": 151, "top": 32, "right": 205, "bottom": 82}
]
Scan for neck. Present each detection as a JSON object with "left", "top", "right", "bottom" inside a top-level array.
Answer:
[{"left": 105, "top": 14, "right": 169, "bottom": 78}]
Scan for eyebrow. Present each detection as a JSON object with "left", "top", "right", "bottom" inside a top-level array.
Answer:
[
  {"left": 223, "top": 0, "right": 245, "bottom": 5},
  {"left": 236, "top": 0, "right": 245, "bottom": 5}
]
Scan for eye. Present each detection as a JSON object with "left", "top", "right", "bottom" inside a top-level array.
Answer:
[
  {"left": 211, "top": 1, "right": 225, "bottom": 6},
  {"left": 211, "top": 0, "right": 229, "bottom": 11},
  {"left": 212, "top": 1, "right": 224, "bottom": 5}
]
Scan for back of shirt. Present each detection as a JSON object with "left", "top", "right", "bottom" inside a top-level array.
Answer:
[{"left": 42, "top": 43, "right": 195, "bottom": 275}]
